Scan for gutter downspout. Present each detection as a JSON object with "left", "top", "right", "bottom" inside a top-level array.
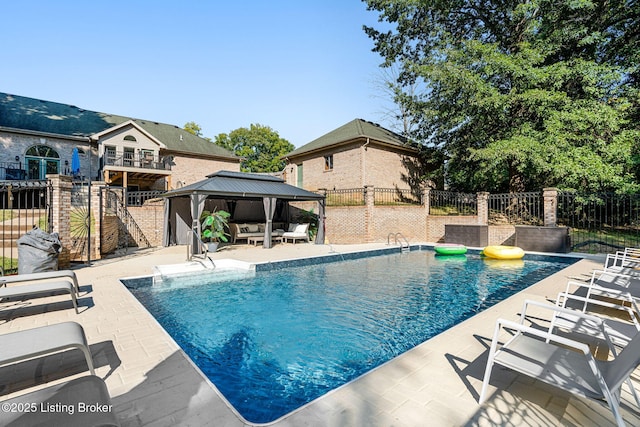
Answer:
[{"left": 361, "top": 138, "right": 370, "bottom": 187}]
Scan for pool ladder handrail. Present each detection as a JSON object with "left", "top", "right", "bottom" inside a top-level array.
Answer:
[
  {"left": 387, "top": 232, "right": 410, "bottom": 252},
  {"left": 186, "top": 221, "right": 215, "bottom": 269}
]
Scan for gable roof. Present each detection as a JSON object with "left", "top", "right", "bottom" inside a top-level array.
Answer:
[
  {"left": 164, "top": 170, "right": 325, "bottom": 200},
  {"left": 285, "top": 118, "right": 417, "bottom": 158},
  {"left": 0, "top": 92, "right": 238, "bottom": 160}
]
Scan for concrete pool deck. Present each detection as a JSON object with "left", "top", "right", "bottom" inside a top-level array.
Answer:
[{"left": 0, "top": 243, "right": 639, "bottom": 426}]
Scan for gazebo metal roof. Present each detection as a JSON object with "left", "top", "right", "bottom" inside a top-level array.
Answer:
[{"left": 164, "top": 170, "right": 325, "bottom": 201}]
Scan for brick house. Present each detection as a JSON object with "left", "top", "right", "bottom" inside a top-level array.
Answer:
[
  {"left": 0, "top": 92, "right": 240, "bottom": 191},
  {"left": 282, "top": 118, "right": 421, "bottom": 192}
]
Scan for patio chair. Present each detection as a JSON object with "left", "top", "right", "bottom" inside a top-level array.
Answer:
[
  {"left": 0, "top": 375, "right": 119, "bottom": 426},
  {"left": 479, "top": 301, "right": 640, "bottom": 427},
  {"left": 0, "top": 280, "right": 78, "bottom": 313},
  {"left": 0, "top": 321, "right": 95, "bottom": 376},
  {"left": 282, "top": 223, "right": 310, "bottom": 243},
  {"left": 0, "top": 269, "right": 81, "bottom": 294}
]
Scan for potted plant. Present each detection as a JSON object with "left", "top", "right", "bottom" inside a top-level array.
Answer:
[{"left": 200, "top": 209, "right": 231, "bottom": 252}]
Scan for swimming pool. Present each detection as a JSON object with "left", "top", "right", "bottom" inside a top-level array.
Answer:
[{"left": 124, "top": 248, "right": 576, "bottom": 423}]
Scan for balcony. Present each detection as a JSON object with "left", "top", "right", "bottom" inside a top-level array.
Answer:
[
  {"left": 104, "top": 152, "right": 170, "bottom": 171},
  {"left": 0, "top": 162, "right": 26, "bottom": 180}
]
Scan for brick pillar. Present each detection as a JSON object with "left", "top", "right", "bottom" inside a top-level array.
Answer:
[
  {"left": 48, "top": 174, "right": 73, "bottom": 269},
  {"left": 89, "top": 182, "right": 104, "bottom": 260},
  {"left": 364, "top": 185, "right": 374, "bottom": 242},
  {"left": 477, "top": 192, "right": 490, "bottom": 225},
  {"left": 423, "top": 181, "right": 434, "bottom": 214},
  {"left": 543, "top": 187, "right": 558, "bottom": 227}
]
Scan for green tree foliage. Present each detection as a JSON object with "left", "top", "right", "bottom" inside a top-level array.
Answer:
[
  {"left": 183, "top": 122, "right": 212, "bottom": 142},
  {"left": 364, "top": 0, "right": 640, "bottom": 193},
  {"left": 214, "top": 124, "right": 294, "bottom": 173},
  {"left": 183, "top": 121, "right": 203, "bottom": 137}
]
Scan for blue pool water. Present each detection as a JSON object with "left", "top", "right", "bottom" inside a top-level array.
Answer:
[{"left": 124, "top": 249, "right": 575, "bottom": 423}]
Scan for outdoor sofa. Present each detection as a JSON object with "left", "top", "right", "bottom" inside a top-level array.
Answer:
[{"left": 229, "top": 222, "right": 286, "bottom": 243}]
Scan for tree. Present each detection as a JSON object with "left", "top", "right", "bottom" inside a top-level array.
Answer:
[
  {"left": 183, "top": 121, "right": 203, "bottom": 137},
  {"left": 214, "top": 124, "right": 294, "bottom": 173},
  {"left": 363, "top": 0, "right": 640, "bottom": 193}
]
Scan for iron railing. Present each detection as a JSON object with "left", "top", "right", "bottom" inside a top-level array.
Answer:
[
  {"left": 374, "top": 188, "right": 422, "bottom": 205},
  {"left": 104, "top": 152, "right": 169, "bottom": 171},
  {"left": 104, "top": 189, "right": 152, "bottom": 251},
  {"left": 0, "top": 180, "right": 52, "bottom": 274},
  {"left": 429, "top": 190, "right": 477, "bottom": 215},
  {"left": 322, "top": 188, "right": 366, "bottom": 206},
  {"left": 488, "top": 192, "right": 543, "bottom": 225},
  {"left": 557, "top": 192, "right": 640, "bottom": 253},
  {"left": 127, "top": 190, "right": 164, "bottom": 206},
  {"left": 0, "top": 162, "right": 26, "bottom": 180}
]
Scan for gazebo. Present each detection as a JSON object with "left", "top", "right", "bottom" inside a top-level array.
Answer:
[{"left": 162, "top": 171, "right": 326, "bottom": 249}]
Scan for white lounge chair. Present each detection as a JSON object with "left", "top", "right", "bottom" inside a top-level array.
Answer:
[
  {"left": 604, "top": 248, "right": 640, "bottom": 276},
  {"left": 282, "top": 223, "right": 310, "bottom": 243},
  {"left": 0, "top": 280, "right": 78, "bottom": 313},
  {"left": 564, "top": 269, "right": 640, "bottom": 315},
  {"left": 0, "top": 269, "right": 81, "bottom": 294},
  {"left": 0, "top": 375, "right": 119, "bottom": 426},
  {"left": 0, "top": 321, "right": 95, "bottom": 376},
  {"left": 480, "top": 302, "right": 640, "bottom": 427}
]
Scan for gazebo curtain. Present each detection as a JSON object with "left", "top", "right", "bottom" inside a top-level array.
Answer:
[
  {"left": 262, "top": 197, "right": 277, "bottom": 248},
  {"left": 191, "top": 193, "right": 208, "bottom": 253},
  {"left": 315, "top": 199, "right": 325, "bottom": 245}
]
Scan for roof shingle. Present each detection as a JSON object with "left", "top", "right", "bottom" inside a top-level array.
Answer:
[
  {"left": 285, "top": 118, "right": 415, "bottom": 158},
  {"left": 0, "top": 92, "right": 238, "bottom": 159}
]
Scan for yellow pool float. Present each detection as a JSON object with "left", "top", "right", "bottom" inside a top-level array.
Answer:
[{"left": 482, "top": 245, "right": 525, "bottom": 260}]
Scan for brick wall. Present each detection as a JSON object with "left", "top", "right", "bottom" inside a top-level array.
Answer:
[
  {"left": 127, "top": 200, "right": 165, "bottom": 247},
  {"left": 284, "top": 141, "right": 421, "bottom": 192},
  {"left": 169, "top": 154, "right": 240, "bottom": 189},
  {"left": 2, "top": 131, "right": 97, "bottom": 180}
]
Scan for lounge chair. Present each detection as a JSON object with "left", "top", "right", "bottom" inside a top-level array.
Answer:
[
  {"left": 0, "top": 280, "right": 78, "bottom": 313},
  {"left": 0, "top": 375, "right": 119, "bottom": 426},
  {"left": 564, "top": 269, "right": 640, "bottom": 315},
  {"left": 0, "top": 269, "right": 81, "bottom": 294},
  {"left": 554, "top": 291, "right": 640, "bottom": 349},
  {"left": 282, "top": 223, "right": 310, "bottom": 243},
  {"left": 0, "top": 321, "right": 95, "bottom": 376},
  {"left": 480, "top": 300, "right": 640, "bottom": 427},
  {"left": 604, "top": 248, "right": 640, "bottom": 276}
]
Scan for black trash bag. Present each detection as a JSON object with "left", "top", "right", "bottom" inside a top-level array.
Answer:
[{"left": 17, "top": 227, "right": 62, "bottom": 274}]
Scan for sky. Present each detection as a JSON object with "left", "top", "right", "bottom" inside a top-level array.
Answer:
[{"left": 1, "top": 1, "right": 396, "bottom": 148}]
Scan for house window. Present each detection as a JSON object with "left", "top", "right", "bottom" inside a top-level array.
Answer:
[
  {"left": 123, "top": 147, "right": 135, "bottom": 167},
  {"left": 25, "top": 145, "right": 60, "bottom": 179},
  {"left": 105, "top": 146, "right": 117, "bottom": 165},
  {"left": 324, "top": 155, "right": 333, "bottom": 171},
  {"left": 297, "top": 164, "right": 303, "bottom": 187},
  {"left": 123, "top": 135, "right": 137, "bottom": 142}
]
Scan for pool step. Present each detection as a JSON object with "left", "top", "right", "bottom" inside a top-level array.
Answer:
[{"left": 152, "top": 258, "right": 255, "bottom": 289}]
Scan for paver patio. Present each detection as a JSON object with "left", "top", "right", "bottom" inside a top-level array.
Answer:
[{"left": 1, "top": 243, "right": 639, "bottom": 426}]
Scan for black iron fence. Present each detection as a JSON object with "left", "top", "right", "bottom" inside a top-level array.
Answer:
[
  {"left": 488, "top": 191, "right": 543, "bottom": 225},
  {"left": 374, "top": 188, "right": 422, "bottom": 205},
  {"left": 0, "top": 180, "right": 52, "bottom": 274},
  {"left": 322, "top": 188, "right": 366, "bottom": 206},
  {"left": 429, "top": 190, "right": 477, "bottom": 215},
  {"left": 557, "top": 192, "right": 640, "bottom": 253}
]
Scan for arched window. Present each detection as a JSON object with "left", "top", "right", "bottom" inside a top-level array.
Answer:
[
  {"left": 26, "top": 145, "right": 60, "bottom": 158},
  {"left": 25, "top": 145, "right": 60, "bottom": 179},
  {"left": 124, "top": 135, "right": 137, "bottom": 142}
]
